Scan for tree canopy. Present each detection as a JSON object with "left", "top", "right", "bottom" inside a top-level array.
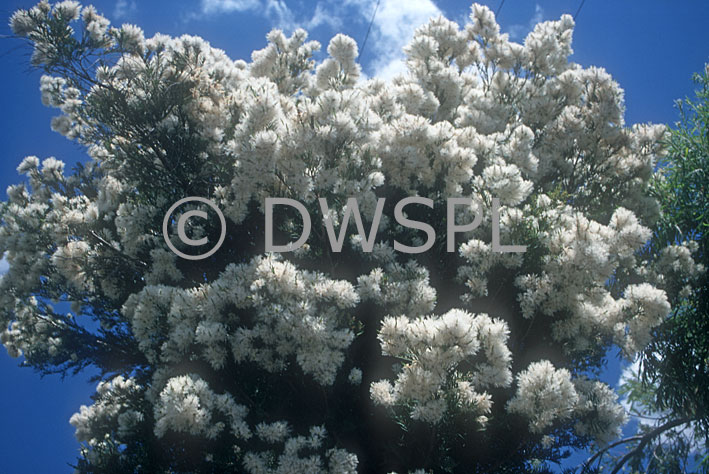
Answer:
[{"left": 1, "top": 1, "right": 701, "bottom": 473}]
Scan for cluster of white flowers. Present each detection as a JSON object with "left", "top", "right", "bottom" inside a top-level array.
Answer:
[
  {"left": 2, "top": 1, "right": 687, "bottom": 469},
  {"left": 243, "top": 425, "right": 358, "bottom": 474},
  {"left": 458, "top": 238, "right": 523, "bottom": 298},
  {"left": 124, "top": 254, "right": 358, "bottom": 385},
  {"left": 51, "top": 240, "right": 92, "bottom": 288},
  {"left": 515, "top": 200, "right": 670, "bottom": 355},
  {"left": 572, "top": 377, "right": 628, "bottom": 445},
  {"left": 371, "top": 309, "right": 510, "bottom": 424},
  {"left": 357, "top": 261, "right": 436, "bottom": 317},
  {"left": 507, "top": 360, "right": 579, "bottom": 432},
  {"left": 507, "top": 361, "right": 627, "bottom": 445},
  {"left": 643, "top": 240, "right": 706, "bottom": 299},
  {"left": 70, "top": 375, "right": 144, "bottom": 451},
  {"left": 154, "top": 374, "right": 250, "bottom": 440}
]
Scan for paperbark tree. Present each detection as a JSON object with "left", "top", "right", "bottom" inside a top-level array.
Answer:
[{"left": 1, "top": 2, "right": 693, "bottom": 473}]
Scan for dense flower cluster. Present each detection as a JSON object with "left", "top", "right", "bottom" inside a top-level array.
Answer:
[
  {"left": 125, "top": 255, "right": 358, "bottom": 385},
  {"left": 371, "top": 309, "right": 511, "bottom": 424},
  {"left": 1, "top": 1, "right": 697, "bottom": 472}
]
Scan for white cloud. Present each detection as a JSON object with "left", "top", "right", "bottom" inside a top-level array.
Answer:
[
  {"left": 201, "top": 0, "right": 261, "bottom": 14},
  {"left": 530, "top": 4, "right": 543, "bottom": 25},
  {"left": 113, "top": 0, "right": 137, "bottom": 20},
  {"left": 303, "top": 3, "right": 342, "bottom": 31},
  {"left": 506, "top": 3, "right": 543, "bottom": 41},
  {"left": 263, "top": 0, "right": 296, "bottom": 30},
  {"left": 197, "top": 0, "right": 341, "bottom": 32},
  {"left": 349, "top": 0, "right": 442, "bottom": 80},
  {"left": 198, "top": 0, "right": 288, "bottom": 28}
]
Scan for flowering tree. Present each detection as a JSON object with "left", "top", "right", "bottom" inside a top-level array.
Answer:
[{"left": 2, "top": 1, "right": 698, "bottom": 472}]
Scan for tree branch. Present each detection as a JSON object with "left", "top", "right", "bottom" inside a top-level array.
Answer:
[{"left": 582, "top": 416, "right": 693, "bottom": 474}]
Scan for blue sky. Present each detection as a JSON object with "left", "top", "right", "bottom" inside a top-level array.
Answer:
[{"left": 0, "top": 0, "right": 707, "bottom": 472}]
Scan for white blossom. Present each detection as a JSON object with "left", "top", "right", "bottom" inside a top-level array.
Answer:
[
  {"left": 507, "top": 360, "right": 579, "bottom": 433},
  {"left": 0, "top": 1, "right": 679, "bottom": 469}
]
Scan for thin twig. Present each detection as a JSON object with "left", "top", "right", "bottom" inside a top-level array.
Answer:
[
  {"left": 359, "top": 0, "right": 381, "bottom": 62},
  {"left": 582, "top": 416, "right": 692, "bottom": 474}
]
